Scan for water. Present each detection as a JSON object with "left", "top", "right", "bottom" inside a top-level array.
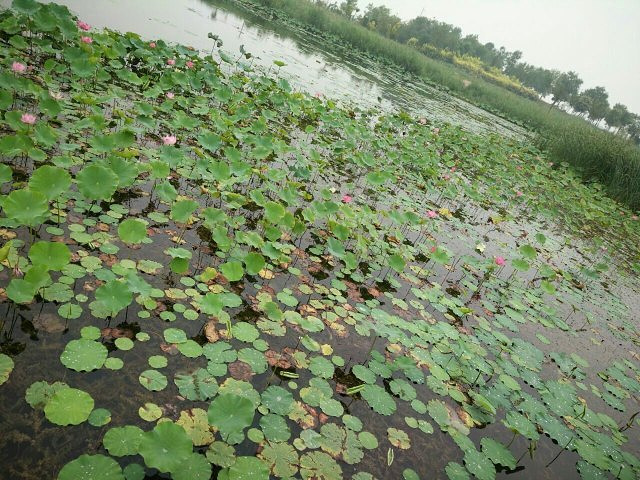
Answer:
[{"left": 2, "top": 0, "right": 528, "bottom": 138}]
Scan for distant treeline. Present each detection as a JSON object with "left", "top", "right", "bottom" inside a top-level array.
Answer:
[{"left": 317, "top": 0, "right": 639, "bottom": 142}]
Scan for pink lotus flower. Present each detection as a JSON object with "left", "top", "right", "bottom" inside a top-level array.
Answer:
[
  {"left": 167, "top": 58, "right": 175, "bottom": 66},
  {"left": 427, "top": 210, "right": 437, "bottom": 218},
  {"left": 149, "top": 42, "right": 156, "bottom": 48},
  {"left": 418, "top": 117, "right": 427, "bottom": 125},
  {"left": 442, "top": 174, "right": 451, "bottom": 181},
  {"left": 494, "top": 256, "right": 505, "bottom": 266},
  {"left": 21, "top": 113, "right": 36, "bottom": 125},
  {"left": 314, "top": 92, "right": 323, "bottom": 98},
  {"left": 162, "top": 135, "right": 177, "bottom": 146},
  {"left": 450, "top": 166, "right": 457, "bottom": 172},
  {"left": 432, "top": 127, "right": 440, "bottom": 135},
  {"left": 11, "top": 62, "right": 26, "bottom": 73},
  {"left": 77, "top": 20, "right": 90, "bottom": 31},
  {"left": 81, "top": 36, "right": 92, "bottom": 44},
  {"left": 632, "top": 215, "right": 638, "bottom": 221},
  {"left": 341, "top": 194, "right": 352, "bottom": 203},
  {"left": 166, "top": 92, "right": 174, "bottom": 99},
  {"left": 185, "top": 60, "right": 194, "bottom": 69},
  {"left": 516, "top": 191, "right": 523, "bottom": 197}
]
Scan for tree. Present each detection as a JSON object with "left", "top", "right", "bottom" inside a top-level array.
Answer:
[
  {"left": 338, "top": 0, "right": 359, "bottom": 19},
  {"left": 359, "top": 5, "right": 401, "bottom": 38},
  {"left": 569, "top": 92, "right": 591, "bottom": 117},
  {"left": 550, "top": 71, "right": 583, "bottom": 107},
  {"left": 605, "top": 103, "right": 633, "bottom": 132},
  {"left": 581, "top": 86, "right": 609, "bottom": 124}
]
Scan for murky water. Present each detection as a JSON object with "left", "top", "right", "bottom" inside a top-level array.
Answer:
[{"left": 0, "top": 0, "right": 527, "bottom": 138}]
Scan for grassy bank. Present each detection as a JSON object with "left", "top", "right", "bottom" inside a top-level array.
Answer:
[{"left": 237, "top": 0, "right": 640, "bottom": 209}]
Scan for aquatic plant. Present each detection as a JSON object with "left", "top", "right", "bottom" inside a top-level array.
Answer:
[{"left": 0, "top": 1, "right": 639, "bottom": 480}]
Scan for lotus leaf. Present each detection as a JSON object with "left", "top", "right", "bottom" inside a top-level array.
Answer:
[
  {"left": 138, "top": 422, "right": 193, "bottom": 473},
  {"left": 103, "top": 425, "right": 144, "bottom": 456},
  {"left": 57, "top": 454, "right": 124, "bottom": 480},
  {"left": 60, "top": 339, "right": 108, "bottom": 372},
  {"left": 44, "top": 387, "right": 94, "bottom": 426},
  {"left": 208, "top": 393, "right": 255, "bottom": 441}
]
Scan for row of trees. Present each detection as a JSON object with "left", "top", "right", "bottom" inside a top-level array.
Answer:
[{"left": 316, "top": 1, "right": 639, "bottom": 142}]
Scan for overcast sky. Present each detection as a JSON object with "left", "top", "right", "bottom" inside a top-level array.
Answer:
[{"left": 357, "top": 0, "right": 640, "bottom": 113}]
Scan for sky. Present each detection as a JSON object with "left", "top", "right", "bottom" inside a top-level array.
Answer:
[{"left": 357, "top": 0, "right": 640, "bottom": 113}]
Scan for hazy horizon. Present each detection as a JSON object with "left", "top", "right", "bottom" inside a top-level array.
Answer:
[{"left": 357, "top": 0, "right": 640, "bottom": 114}]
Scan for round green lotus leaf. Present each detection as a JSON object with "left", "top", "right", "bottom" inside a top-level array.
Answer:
[
  {"left": 148, "top": 355, "right": 168, "bottom": 368},
  {"left": 352, "top": 365, "right": 376, "bottom": 384},
  {"left": 115, "top": 337, "right": 134, "bottom": 351},
  {"left": 138, "top": 421, "right": 193, "bottom": 473},
  {"left": 58, "top": 303, "right": 82, "bottom": 319},
  {"left": 206, "top": 441, "right": 236, "bottom": 468},
  {"left": 343, "top": 414, "right": 363, "bottom": 432},
  {"left": 3, "top": 188, "right": 49, "bottom": 227},
  {"left": 358, "top": 431, "right": 378, "bottom": 450},
  {"left": 174, "top": 368, "right": 218, "bottom": 401},
  {"left": 173, "top": 453, "right": 211, "bottom": 480},
  {"left": 463, "top": 449, "right": 495, "bottom": 480},
  {"left": 261, "top": 385, "right": 294, "bottom": 415},
  {"left": 58, "top": 454, "right": 124, "bottom": 480},
  {"left": 233, "top": 322, "right": 259, "bottom": 343},
  {"left": 259, "top": 441, "right": 298, "bottom": 477},
  {"left": 80, "top": 326, "right": 101, "bottom": 340},
  {"left": 76, "top": 164, "right": 119, "bottom": 201},
  {"left": 25, "top": 380, "right": 68, "bottom": 409},
  {"left": 247, "top": 427, "right": 264, "bottom": 444},
  {"left": 221, "top": 456, "right": 269, "bottom": 480},
  {"left": 105, "top": 357, "right": 124, "bottom": 370},
  {"left": 164, "top": 327, "right": 187, "bottom": 344},
  {"left": 445, "top": 462, "right": 470, "bottom": 480},
  {"left": 139, "top": 369, "right": 168, "bottom": 391},
  {"left": 121, "top": 463, "right": 144, "bottom": 480},
  {"left": 208, "top": 393, "right": 255, "bottom": 439},
  {"left": 44, "top": 387, "right": 94, "bottom": 426},
  {"left": 0, "top": 354, "right": 14, "bottom": 385},
  {"left": 103, "top": 425, "right": 144, "bottom": 457},
  {"left": 139, "top": 402, "right": 162, "bottom": 422},
  {"left": 219, "top": 261, "right": 244, "bottom": 282},
  {"left": 95, "top": 279, "right": 133, "bottom": 316},
  {"left": 244, "top": 252, "right": 265, "bottom": 275},
  {"left": 177, "top": 340, "right": 203, "bottom": 358},
  {"left": 29, "top": 165, "right": 71, "bottom": 200},
  {"left": 118, "top": 218, "right": 148, "bottom": 244},
  {"left": 403, "top": 468, "right": 420, "bottom": 480},
  {"left": 361, "top": 384, "right": 396, "bottom": 415},
  {"left": 29, "top": 241, "right": 71, "bottom": 271},
  {"left": 60, "top": 339, "right": 108, "bottom": 372},
  {"left": 299, "top": 451, "right": 342, "bottom": 480},
  {"left": 259, "top": 413, "right": 291, "bottom": 442},
  {"left": 88, "top": 408, "right": 112, "bottom": 427}
]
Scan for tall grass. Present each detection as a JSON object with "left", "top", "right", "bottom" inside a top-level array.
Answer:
[{"left": 236, "top": 0, "right": 640, "bottom": 209}]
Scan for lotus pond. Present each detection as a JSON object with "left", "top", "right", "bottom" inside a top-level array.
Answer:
[{"left": 1, "top": 1, "right": 640, "bottom": 479}]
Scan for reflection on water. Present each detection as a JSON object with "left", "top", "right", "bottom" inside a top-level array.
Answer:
[{"left": 0, "top": 0, "right": 527, "bottom": 137}]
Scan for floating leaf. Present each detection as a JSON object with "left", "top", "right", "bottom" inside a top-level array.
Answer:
[
  {"left": 103, "top": 426, "right": 144, "bottom": 457},
  {"left": 139, "top": 369, "right": 168, "bottom": 391},
  {"left": 118, "top": 218, "right": 148, "bottom": 244},
  {"left": 60, "top": 339, "right": 108, "bottom": 372},
  {"left": 58, "top": 454, "right": 124, "bottom": 480},
  {"left": 208, "top": 393, "right": 255, "bottom": 442},
  {"left": 138, "top": 422, "right": 193, "bottom": 473},
  {"left": 44, "top": 387, "right": 94, "bottom": 426}
]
